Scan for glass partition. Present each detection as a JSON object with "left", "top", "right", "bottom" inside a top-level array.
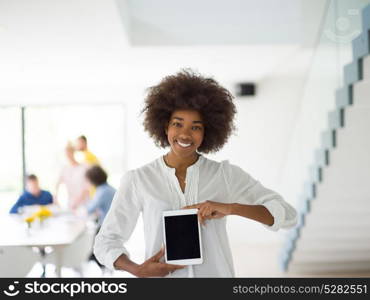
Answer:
[
  {"left": 280, "top": 0, "right": 370, "bottom": 206},
  {"left": 0, "top": 107, "right": 23, "bottom": 214}
]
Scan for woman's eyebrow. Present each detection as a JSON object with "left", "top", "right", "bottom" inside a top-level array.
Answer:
[
  {"left": 173, "top": 117, "right": 183, "bottom": 121},
  {"left": 172, "top": 117, "right": 203, "bottom": 123}
]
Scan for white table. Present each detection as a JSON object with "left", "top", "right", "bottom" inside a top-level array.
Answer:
[{"left": 0, "top": 214, "right": 86, "bottom": 277}]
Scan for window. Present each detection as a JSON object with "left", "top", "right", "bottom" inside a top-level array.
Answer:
[
  {"left": 0, "top": 104, "right": 126, "bottom": 212},
  {"left": 0, "top": 107, "right": 22, "bottom": 214}
]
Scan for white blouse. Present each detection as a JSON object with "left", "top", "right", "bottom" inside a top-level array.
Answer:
[{"left": 94, "top": 155, "right": 297, "bottom": 277}]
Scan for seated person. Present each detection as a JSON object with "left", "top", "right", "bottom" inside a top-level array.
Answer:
[
  {"left": 85, "top": 165, "right": 115, "bottom": 269},
  {"left": 85, "top": 165, "right": 115, "bottom": 227},
  {"left": 10, "top": 174, "right": 53, "bottom": 214}
]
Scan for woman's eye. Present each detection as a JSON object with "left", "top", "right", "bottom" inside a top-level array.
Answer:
[
  {"left": 173, "top": 122, "right": 181, "bottom": 127},
  {"left": 192, "top": 126, "right": 202, "bottom": 130}
]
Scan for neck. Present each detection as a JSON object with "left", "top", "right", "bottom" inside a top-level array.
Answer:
[
  {"left": 30, "top": 190, "right": 41, "bottom": 197},
  {"left": 165, "top": 151, "right": 199, "bottom": 171}
]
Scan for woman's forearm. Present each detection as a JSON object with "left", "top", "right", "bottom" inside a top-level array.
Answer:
[
  {"left": 113, "top": 254, "right": 140, "bottom": 276},
  {"left": 230, "top": 203, "right": 274, "bottom": 226}
]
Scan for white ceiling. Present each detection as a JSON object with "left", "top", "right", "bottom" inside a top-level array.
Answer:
[
  {"left": 123, "top": 0, "right": 304, "bottom": 46},
  {"left": 0, "top": 0, "right": 326, "bottom": 105}
]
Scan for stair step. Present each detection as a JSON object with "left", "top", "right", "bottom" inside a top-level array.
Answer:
[
  {"left": 295, "top": 239, "right": 370, "bottom": 251},
  {"left": 303, "top": 214, "right": 370, "bottom": 228},
  {"left": 336, "top": 86, "right": 353, "bottom": 109},
  {"left": 289, "top": 261, "right": 370, "bottom": 273},
  {"left": 306, "top": 199, "right": 370, "bottom": 215},
  {"left": 314, "top": 148, "right": 329, "bottom": 168},
  {"left": 301, "top": 218, "right": 370, "bottom": 229},
  {"left": 297, "top": 224, "right": 369, "bottom": 240},
  {"left": 352, "top": 31, "right": 370, "bottom": 60},
  {"left": 304, "top": 210, "right": 370, "bottom": 221},
  {"left": 321, "top": 129, "right": 336, "bottom": 150},
  {"left": 308, "top": 165, "right": 322, "bottom": 183},
  {"left": 328, "top": 109, "right": 343, "bottom": 129},
  {"left": 293, "top": 251, "right": 370, "bottom": 263},
  {"left": 344, "top": 60, "right": 362, "bottom": 85},
  {"left": 362, "top": 4, "right": 370, "bottom": 32},
  {"left": 301, "top": 198, "right": 370, "bottom": 211},
  {"left": 294, "top": 247, "right": 370, "bottom": 256}
]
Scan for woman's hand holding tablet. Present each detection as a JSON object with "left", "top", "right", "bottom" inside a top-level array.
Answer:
[
  {"left": 183, "top": 200, "right": 232, "bottom": 225},
  {"left": 134, "top": 247, "right": 186, "bottom": 277}
]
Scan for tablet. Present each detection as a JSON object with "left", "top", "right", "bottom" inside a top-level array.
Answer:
[{"left": 162, "top": 209, "right": 203, "bottom": 265}]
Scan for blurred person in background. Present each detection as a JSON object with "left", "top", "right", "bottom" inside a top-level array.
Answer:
[
  {"left": 10, "top": 174, "right": 53, "bottom": 214},
  {"left": 74, "top": 135, "right": 99, "bottom": 165},
  {"left": 84, "top": 165, "right": 115, "bottom": 268},
  {"left": 85, "top": 165, "right": 115, "bottom": 227},
  {"left": 55, "top": 142, "right": 89, "bottom": 211},
  {"left": 75, "top": 135, "right": 99, "bottom": 198}
]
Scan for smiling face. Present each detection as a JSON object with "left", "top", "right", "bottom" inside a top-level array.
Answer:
[{"left": 166, "top": 109, "right": 204, "bottom": 158}]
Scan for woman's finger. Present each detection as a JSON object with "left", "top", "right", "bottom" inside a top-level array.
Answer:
[
  {"left": 200, "top": 205, "right": 211, "bottom": 218},
  {"left": 197, "top": 213, "right": 203, "bottom": 224},
  {"left": 205, "top": 206, "right": 213, "bottom": 217},
  {"left": 165, "top": 263, "right": 186, "bottom": 270},
  {"left": 183, "top": 204, "right": 200, "bottom": 209},
  {"left": 199, "top": 205, "right": 209, "bottom": 217},
  {"left": 197, "top": 213, "right": 205, "bottom": 225},
  {"left": 162, "top": 264, "right": 186, "bottom": 276}
]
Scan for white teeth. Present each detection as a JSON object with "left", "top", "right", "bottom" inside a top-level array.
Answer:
[{"left": 177, "top": 141, "right": 192, "bottom": 148}]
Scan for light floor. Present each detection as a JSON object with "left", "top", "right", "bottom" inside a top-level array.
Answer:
[{"left": 26, "top": 242, "right": 370, "bottom": 278}]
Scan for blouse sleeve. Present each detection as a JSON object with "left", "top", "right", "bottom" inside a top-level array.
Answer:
[
  {"left": 93, "top": 170, "right": 142, "bottom": 270},
  {"left": 221, "top": 161, "right": 297, "bottom": 231}
]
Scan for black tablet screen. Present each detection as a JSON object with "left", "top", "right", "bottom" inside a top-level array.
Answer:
[{"left": 164, "top": 214, "right": 201, "bottom": 260}]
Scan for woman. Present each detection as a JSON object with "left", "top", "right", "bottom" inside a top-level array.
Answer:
[
  {"left": 94, "top": 70, "right": 297, "bottom": 277},
  {"left": 55, "top": 143, "right": 89, "bottom": 211}
]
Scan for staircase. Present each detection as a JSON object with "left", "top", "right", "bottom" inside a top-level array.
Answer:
[{"left": 280, "top": 4, "right": 370, "bottom": 274}]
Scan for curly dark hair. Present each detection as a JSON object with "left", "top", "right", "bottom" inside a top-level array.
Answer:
[
  {"left": 86, "top": 165, "right": 107, "bottom": 187},
  {"left": 141, "top": 69, "right": 237, "bottom": 153}
]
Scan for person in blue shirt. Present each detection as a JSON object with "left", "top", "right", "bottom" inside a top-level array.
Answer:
[
  {"left": 85, "top": 165, "right": 115, "bottom": 269},
  {"left": 10, "top": 174, "right": 53, "bottom": 214},
  {"left": 85, "top": 165, "right": 116, "bottom": 227}
]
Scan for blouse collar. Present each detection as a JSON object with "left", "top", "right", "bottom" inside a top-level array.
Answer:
[{"left": 160, "top": 153, "right": 203, "bottom": 173}]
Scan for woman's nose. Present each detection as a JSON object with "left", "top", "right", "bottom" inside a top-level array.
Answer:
[{"left": 178, "top": 128, "right": 192, "bottom": 139}]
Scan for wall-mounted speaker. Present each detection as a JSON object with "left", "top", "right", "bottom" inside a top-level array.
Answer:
[{"left": 236, "top": 83, "right": 256, "bottom": 97}]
